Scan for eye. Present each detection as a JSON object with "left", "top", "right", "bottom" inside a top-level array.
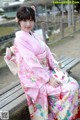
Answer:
[
  {"left": 23, "top": 20, "right": 27, "bottom": 22},
  {"left": 30, "top": 19, "right": 33, "bottom": 21}
]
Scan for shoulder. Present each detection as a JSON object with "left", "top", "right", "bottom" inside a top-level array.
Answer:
[
  {"left": 15, "top": 31, "right": 29, "bottom": 43},
  {"left": 15, "top": 31, "right": 25, "bottom": 38}
]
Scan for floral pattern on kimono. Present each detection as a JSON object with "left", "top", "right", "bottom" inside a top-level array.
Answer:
[{"left": 14, "top": 31, "right": 80, "bottom": 120}]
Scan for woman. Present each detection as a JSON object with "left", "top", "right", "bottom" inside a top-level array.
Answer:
[{"left": 5, "top": 6, "right": 80, "bottom": 120}]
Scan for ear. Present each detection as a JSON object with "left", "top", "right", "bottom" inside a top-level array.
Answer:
[
  {"left": 15, "top": 17, "right": 19, "bottom": 22},
  {"left": 31, "top": 6, "right": 36, "bottom": 11}
]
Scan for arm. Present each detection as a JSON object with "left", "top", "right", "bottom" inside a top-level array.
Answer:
[
  {"left": 46, "top": 45, "right": 59, "bottom": 70},
  {"left": 15, "top": 37, "right": 50, "bottom": 101}
]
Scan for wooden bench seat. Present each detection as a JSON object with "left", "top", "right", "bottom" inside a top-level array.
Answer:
[
  {"left": 0, "top": 81, "right": 26, "bottom": 115},
  {"left": 0, "top": 56, "right": 80, "bottom": 118},
  {"left": 58, "top": 56, "right": 80, "bottom": 72}
]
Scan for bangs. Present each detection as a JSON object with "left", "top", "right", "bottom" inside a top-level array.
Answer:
[
  {"left": 17, "top": 6, "right": 35, "bottom": 22},
  {"left": 22, "top": 11, "right": 34, "bottom": 21}
]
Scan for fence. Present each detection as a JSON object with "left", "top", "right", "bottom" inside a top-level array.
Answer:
[
  {"left": 0, "top": 14, "right": 80, "bottom": 44},
  {"left": 39, "top": 15, "right": 80, "bottom": 43},
  {"left": 0, "top": 33, "right": 15, "bottom": 44}
]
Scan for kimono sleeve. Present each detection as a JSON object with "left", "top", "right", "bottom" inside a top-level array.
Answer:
[
  {"left": 15, "top": 38, "right": 50, "bottom": 102},
  {"left": 46, "top": 45, "right": 59, "bottom": 70}
]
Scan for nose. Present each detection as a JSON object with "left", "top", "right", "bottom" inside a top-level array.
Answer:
[{"left": 26, "top": 21, "right": 30, "bottom": 26}]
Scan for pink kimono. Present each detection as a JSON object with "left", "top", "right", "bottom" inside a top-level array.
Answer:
[{"left": 14, "top": 30, "right": 79, "bottom": 120}]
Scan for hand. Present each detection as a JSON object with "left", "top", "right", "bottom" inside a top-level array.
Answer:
[{"left": 49, "top": 78, "right": 62, "bottom": 87}]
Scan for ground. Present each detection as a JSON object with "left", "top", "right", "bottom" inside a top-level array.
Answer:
[{"left": 0, "top": 30, "right": 80, "bottom": 90}]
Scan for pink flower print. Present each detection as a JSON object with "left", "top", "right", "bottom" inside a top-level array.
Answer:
[
  {"left": 54, "top": 75, "right": 58, "bottom": 78},
  {"left": 56, "top": 68, "right": 59, "bottom": 72},
  {"left": 27, "top": 97, "right": 32, "bottom": 106},
  {"left": 72, "top": 104, "right": 78, "bottom": 112},
  {"left": 26, "top": 74, "right": 31, "bottom": 79},
  {"left": 30, "top": 71, "right": 34, "bottom": 74},
  {"left": 71, "top": 82, "right": 76, "bottom": 85},
  {"left": 48, "top": 96, "right": 57, "bottom": 107},
  {"left": 33, "top": 104, "right": 37, "bottom": 112},
  {"left": 49, "top": 99, "right": 54, "bottom": 107},
  {"left": 61, "top": 76, "right": 65, "bottom": 80},
  {"left": 30, "top": 114, "right": 34, "bottom": 118},
  {"left": 24, "top": 87, "right": 28, "bottom": 92},
  {"left": 56, "top": 104, "right": 63, "bottom": 111},
  {"left": 68, "top": 95, "right": 74, "bottom": 102},
  {"left": 19, "top": 71, "right": 23, "bottom": 74}
]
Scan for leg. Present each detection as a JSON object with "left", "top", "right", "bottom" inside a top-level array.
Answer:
[
  {"left": 25, "top": 85, "right": 49, "bottom": 120},
  {"left": 47, "top": 77, "right": 79, "bottom": 120}
]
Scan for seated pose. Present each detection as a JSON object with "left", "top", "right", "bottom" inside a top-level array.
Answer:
[{"left": 5, "top": 6, "right": 80, "bottom": 120}]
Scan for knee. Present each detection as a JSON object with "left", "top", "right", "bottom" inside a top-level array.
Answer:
[{"left": 69, "top": 79, "right": 79, "bottom": 91}]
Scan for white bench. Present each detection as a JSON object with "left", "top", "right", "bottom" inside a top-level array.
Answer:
[
  {"left": 58, "top": 56, "right": 80, "bottom": 72},
  {"left": 0, "top": 56, "right": 80, "bottom": 118}
]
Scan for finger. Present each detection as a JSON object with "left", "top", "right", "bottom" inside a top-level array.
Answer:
[
  {"left": 57, "top": 81, "right": 62, "bottom": 85},
  {"left": 54, "top": 82, "right": 60, "bottom": 87}
]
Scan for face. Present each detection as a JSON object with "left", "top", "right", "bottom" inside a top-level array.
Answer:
[{"left": 19, "top": 20, "right": 35, "bottom": 32}]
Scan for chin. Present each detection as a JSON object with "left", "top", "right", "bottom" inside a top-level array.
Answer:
[
  {"left": 24, "top": 30, "right": 30, "bottom": 32},
  {"left": 25, "top": 29, "right": 32, "bottom": 32}
]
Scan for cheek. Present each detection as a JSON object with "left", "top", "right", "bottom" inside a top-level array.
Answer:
[
  {"left": 31, "top": 22, "right": 34, "bottom": 27},
  {"left": 19, "top": 22, "right": 22, "bottom": 27},
  {"left": 19, "top": 22, "right": 25, "bottom": 27},
  {"left": 20, "top": 24, "right": 25, "bottom": 29}
]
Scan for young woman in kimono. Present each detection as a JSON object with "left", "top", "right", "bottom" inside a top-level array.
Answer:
[{"left": 11, "top": 6, "right": 79, "bottom": 120}]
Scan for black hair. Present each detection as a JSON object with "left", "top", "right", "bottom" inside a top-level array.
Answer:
[{"left": 16, "top": 6, "right": 35, "bottom": 23}]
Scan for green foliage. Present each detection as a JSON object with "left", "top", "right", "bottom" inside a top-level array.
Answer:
[{"left": 0, "top": 26, "right": 16, "bottom": 37}]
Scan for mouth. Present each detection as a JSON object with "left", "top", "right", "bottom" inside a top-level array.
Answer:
[{"left": 25, "top": 27, "right": 31, "bottom": 29}]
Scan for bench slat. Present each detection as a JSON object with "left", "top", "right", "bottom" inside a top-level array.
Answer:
[
  {"left": 63, "top": 58, "right": 80, "bottom": 71},
  {"left": 0, "top": 84, "right": 22, "bottom": 101},
  {"left": 0, "top": 80, "right": 20, "bottom": 95},
  {"left": 60, "top": 58, "right": 75, "bottom": 68},
  {"left": 1, "top": 94, "right": 26, "bottom": 115},
  {"left": 58, "top": 57, "right": 69, "bottom": 63},
  {"left": 62, "top": 58, "right": 74, "bottom": 65},
  {"left": 59, "top": 57, "right": 69, "bottom": 63},
  {"left": 0, "top": 88, "right": 24, "bottom": 108}
]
